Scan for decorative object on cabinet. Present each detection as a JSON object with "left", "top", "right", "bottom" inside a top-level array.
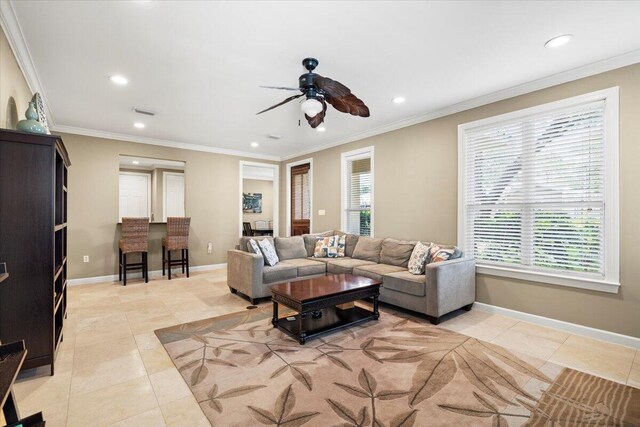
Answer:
[
  {"left": 0, "top": 129, "right": 70, "bottom": 376},
  {"left": 4, "top": 98, "right": 18, "bottom": 130},
  {"left": 15, "top": 102, "right": 46, "bottom": 135},
  {"left": 31, "top": 93, "right": 50, "bottom": 135}
]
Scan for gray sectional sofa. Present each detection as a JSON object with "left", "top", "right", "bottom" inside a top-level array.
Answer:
[{"left": 226, "top": 230, "right": 475, "bottom": 324}]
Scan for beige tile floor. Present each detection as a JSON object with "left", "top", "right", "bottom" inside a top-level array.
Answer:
[{"left": 10, "top": 270, "right": 639, "bottom": 427}]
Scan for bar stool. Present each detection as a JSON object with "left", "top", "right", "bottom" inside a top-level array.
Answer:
[
  {"left": 162, "top": 217, "right": 191, "bottom": 280},
  {"left": 119, "top": 217, "right": 150, "bottom": 286}
]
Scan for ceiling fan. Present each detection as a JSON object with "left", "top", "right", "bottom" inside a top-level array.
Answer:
[{"left": 257, "top": 58, "right": 370, "bottom": 128}]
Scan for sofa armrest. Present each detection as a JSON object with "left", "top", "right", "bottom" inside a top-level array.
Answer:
[
  {"left": 227, "top": 249, "right": 264, "bottom": 299},
  {"left": 425, "top": 257, "right": 476, "bottom": 317}
]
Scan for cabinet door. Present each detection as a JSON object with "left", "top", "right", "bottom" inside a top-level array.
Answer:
[{"left": 0, "top": 140, "right": 53, "bottom": 362}]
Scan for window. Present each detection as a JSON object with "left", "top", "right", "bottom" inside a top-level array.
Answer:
[
  {"left": 342, "top": 147, "right": 374, "bottom": 236},
  {"left": 458, "top": 88, "right": 619, "bottom": 293}
]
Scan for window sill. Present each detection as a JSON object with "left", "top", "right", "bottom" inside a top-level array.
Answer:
[{"left": 476, "top": 264, "right": 620, "bottom": 294}]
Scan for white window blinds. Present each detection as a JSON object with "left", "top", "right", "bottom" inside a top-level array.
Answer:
[
  {"left": 342, "top": 148, "right": 373, "bottom": 236},
  {"left": 459, "top": 89, "right": 619, "bottom": 291}
]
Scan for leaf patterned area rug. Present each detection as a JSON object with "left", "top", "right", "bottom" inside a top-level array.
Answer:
[{"left": 155, "top": 307, "right": 640, "bottom": 427}]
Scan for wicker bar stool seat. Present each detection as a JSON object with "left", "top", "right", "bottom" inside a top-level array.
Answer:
[
  {"left": 119, "top": 217, "right": 150, "bottom": 286},
  {"left": 162, "top": 217, "right": 191, "bottom": 279}
]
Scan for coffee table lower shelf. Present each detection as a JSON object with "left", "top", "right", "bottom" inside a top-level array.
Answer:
[{"left": 272, "top": 305, "right": 375, "bottom": 344}]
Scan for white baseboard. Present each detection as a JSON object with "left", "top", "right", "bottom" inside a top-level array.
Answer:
[
  {"left": 67, "top": 263, "right": 227, "bottom": 286},
  {"left": 472, "top": 302, "right": 640, "bottom": 350}
]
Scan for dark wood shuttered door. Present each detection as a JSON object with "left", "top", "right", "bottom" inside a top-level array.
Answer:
[{"left": 291, "top": 163, "right": 311, "bottom": 235}]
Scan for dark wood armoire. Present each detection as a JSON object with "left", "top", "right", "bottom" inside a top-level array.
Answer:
[{"left": 0, "top": 129, "right": 70, "bottom": 375}]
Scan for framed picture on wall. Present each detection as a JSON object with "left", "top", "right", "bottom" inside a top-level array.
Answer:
[{"left": 243, "top": 193, "right": 262, "bottom": 213}]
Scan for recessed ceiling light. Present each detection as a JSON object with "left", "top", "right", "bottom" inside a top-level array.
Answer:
[
  {"left": 132, "top": 160, "right": 140, "bottom": 165},
  {"left": 392, "top": 96, "right": 405, "bottom": 104},
  {"left": 250, "top": 142, "right": 259, "bottom": 147},
  {"left": 110, "top": 75, "right": 128, "bottom": 85},
  {"left": 134, "top": 122, "right": 145, "bottom": 129},
  {"left": 545, "top": 34, "right": 573, "bottom": 48},
  {"left": 317, "top": 126, "right": 326, "bottom": 132}
]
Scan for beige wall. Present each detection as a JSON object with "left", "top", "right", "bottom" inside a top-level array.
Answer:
[
  {"left": 0, "top": 26, "right": 32, "bottom": 128},
  {"left": 242, "top": 179, "right": 274, "bottom": 227},
  {"left": 65, "top": 133, "right": 276, "bottom": 279},
  {"left": 282, "top": 64, "right": 640, "bottom": 338}
]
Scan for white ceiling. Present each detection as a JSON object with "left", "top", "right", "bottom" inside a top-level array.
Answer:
[{"left": 7, "top": 1, "right": 640, "bottom": 160}]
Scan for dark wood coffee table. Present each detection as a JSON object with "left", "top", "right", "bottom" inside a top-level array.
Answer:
[{"left": 270, "top": 274, "right": 381, "bottom": 344}]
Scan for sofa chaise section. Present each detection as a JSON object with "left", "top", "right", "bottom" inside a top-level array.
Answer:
[{"left": 227, "top": 235, "right": 327, "bottom": 304}]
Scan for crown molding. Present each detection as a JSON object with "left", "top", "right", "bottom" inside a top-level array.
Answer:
[
  {"left": 52, "top": 125, "right": 281, "bottom": 161},
  {"left": 282, "top": 49, "right": 640, "bottom": 160}
]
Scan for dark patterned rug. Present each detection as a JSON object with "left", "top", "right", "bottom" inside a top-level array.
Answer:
[{"left": 155, "top": 307, "right": 639, "bottom": 427}]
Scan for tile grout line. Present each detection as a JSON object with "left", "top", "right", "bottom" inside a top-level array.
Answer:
[
  {"left": 546, "top": 331, "right": 575, "bottom": 364},
  {"left": 622, "top": 349, "right": 636, "bottom": 385},
  {"left": 63, "top": 320, "right": 77, "bottom": 427}
]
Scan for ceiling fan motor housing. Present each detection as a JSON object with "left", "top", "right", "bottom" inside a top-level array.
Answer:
[{"left": 299, "top": 57, "right": 322, "bottom": 100}]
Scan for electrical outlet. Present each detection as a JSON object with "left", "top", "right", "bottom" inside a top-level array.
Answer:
[
  {"left": 207, "top": 242, "right": 213, "bottom": 254},
  {"left": 83, "top": 255, "right": 89, "bottom": 263},
  {"left": 318, "top": 209, "right": 326, "bottom": 216}
]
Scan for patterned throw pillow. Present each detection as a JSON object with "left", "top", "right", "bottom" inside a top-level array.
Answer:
[
  {"left": 428, "top": 244, "right": 457, "bottom": 264},
  {"left": 247, "top": 239, "right": 261, "bottom": 255},
  {"left": 407, "top": 241, "right": 431, "bottom": 275},
  {"left": 313, "top": 235, "right": 346, "bottom": 258},
  {"left": 258, "top": 239, "right": 279, "bottom": 266}
]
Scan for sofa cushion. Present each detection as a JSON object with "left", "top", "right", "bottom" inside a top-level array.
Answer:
[
  {"left": 428, "top": 244, "right": 463, "bottom": 264},
  {"left": 345, "top": 234, "right": 359, "bottom": 257},
  {"left": 302, "top": 234, "right": 319, "bottom": 257},
  {"left": 314, "top": 235, "right": 346, "bottom": 258},
  {"left": 407, "top": 241, "right": 431, "bottom": 275},
  {"left": 352, "top": 264, "right": 405, "bottom": 282},
  {"left": 274, "top": 236, "right": 307, "bottom": 260},
  {"left": 247, "top": 238, "right": 262, "bottom": 255},
  {"left": 327, "top": 258, "right": 376, "bottom": 274},
  {"left": 281, "top": 258, "right": 326, "bottom": 276},
  {"left": 258, "top": 239, "right": 279, "bottom": 266},
  {"left": 380, "top": 238, "right": 416, "bottom": 267},
  {"left": 351, "top": 237, "right": 384, "bottom": 263},
  {"left": 239, "top": 236, "right": 274, "bottom": 253},
  {"left": 262, "top": 263, "right": 297, "bottom": 284},
  {"left": 307, "top": 256, "right": 339, "bottom": 264},
  {"left": 382, "top": 271, "right": 426, "bottom": 297}
]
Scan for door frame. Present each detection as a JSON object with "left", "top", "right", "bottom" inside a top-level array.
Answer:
[
  {"left": 285, "top": 158, "right": 313, "bottom": 236},
  {"left": 239, "top": 161, "right": 280, "bottom": 238},
  {"left": 162, "top": 171, "right": 185, "bottom": 222},
  {"left": 119, "top": 171, "right": 151, "bottom": 221}
]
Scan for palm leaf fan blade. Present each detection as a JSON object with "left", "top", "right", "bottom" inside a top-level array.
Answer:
[{"left": 256, "top": 93, "right": 304, "bottom": 115}]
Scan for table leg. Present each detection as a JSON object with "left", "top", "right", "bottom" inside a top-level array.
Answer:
[
  {"left": 271, "top": 301, "right": 278, "bottom": 327},
  {"left": 298, "top": 314, "right": 307, "bottom": 344},
  {"left": 373, "top": 295, "right": 380, "bottom": 320}
]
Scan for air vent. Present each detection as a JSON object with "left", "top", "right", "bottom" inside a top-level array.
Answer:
[
  {"left": 133, "top": 107, "right": 156, "bottom": 116},
  {"left": 268, "top": 134, "right": 282, "bottom": 140}
]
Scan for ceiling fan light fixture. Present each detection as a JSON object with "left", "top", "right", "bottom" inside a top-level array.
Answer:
[{"left": 301, "top": 98, "right": 323, "bottom": 118}]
